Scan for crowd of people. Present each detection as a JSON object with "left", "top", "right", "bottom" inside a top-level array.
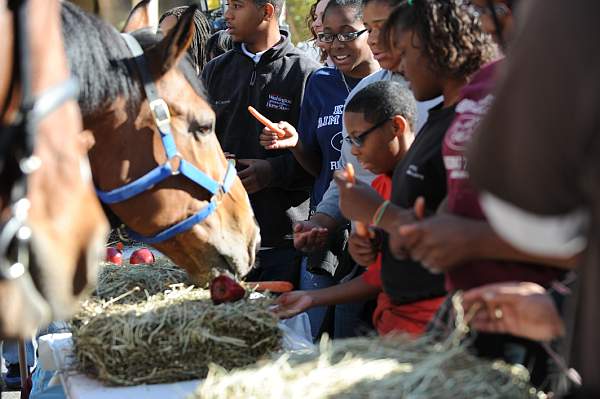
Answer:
[{"left": 3, "top": 0, "right": 598, "bottom": 397}]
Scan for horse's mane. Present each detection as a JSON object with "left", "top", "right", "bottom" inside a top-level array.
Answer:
[{"left": 60, "top": 1, "right": 205, "bottom": 117}]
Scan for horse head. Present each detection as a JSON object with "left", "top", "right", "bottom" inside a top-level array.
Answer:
[
  {"left": 62, "top": 1, "right": 260, "bottom": 284},
  {"left": 0, "top": 0, "right": 109, "bottom": 338}
]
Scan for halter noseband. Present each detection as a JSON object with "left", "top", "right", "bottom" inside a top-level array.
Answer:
[{"left": 95, "top": 33, "right": 236, "bottom": 245}]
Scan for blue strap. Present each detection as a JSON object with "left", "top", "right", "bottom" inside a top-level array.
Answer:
[
  {"left": 96, "top": 163, "right": 173, "bottom": 204},
  {"left": 125, "top": 200, "right": 217, "bottom": 244},
  {"left": 179, "top": 159, "right": 220, "bottom": 195},
  {"left": 222, "top": 160, "right": 237, "bottom": 193}
]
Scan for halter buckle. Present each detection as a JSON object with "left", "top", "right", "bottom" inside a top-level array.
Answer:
[{"left": 149, "top": 98, "right": 171, "bottom": 128}]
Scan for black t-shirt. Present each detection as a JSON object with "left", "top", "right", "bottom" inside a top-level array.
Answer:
[{"left": 381, "top": 103, "right": 455, "bottom": 305}]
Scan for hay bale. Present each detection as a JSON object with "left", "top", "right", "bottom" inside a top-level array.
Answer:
[
  {"left": 196, "top": 295, "right": 547, "bottom": 399},
  {"left": 196, "top": 335, "right": 545, "bottom": 399},
  {"left": 94, "top": 259, "right": 193, "bottom": 303},
  {"left": 71, "top": 286, "right": 282, "bottom": 386}
]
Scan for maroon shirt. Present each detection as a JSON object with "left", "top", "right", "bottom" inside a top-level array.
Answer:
[{"left": 442, "top": 60, "right": 563, "bottom": 291}]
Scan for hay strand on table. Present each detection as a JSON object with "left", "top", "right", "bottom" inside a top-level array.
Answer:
[{"left": 71, "top": 285, "right": 282, "bottom": 386}]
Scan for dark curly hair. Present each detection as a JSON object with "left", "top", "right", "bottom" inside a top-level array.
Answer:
[
  {"left": 382, "top": 0, "right": 496, "bottom": 80},
  {"left": 307, "top": 1, "right": 319, "bottom": 40}
]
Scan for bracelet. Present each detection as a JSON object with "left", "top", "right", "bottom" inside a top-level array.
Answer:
[{"left": 371, "top": 200, "right": 391, "bottom": 227}]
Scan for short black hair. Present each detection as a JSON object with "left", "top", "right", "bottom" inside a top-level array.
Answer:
[
  {"left": 346, "top": 81, "right": 417, "bottom": 131},
  {"left": 254, "top": 0, "right": 284, "bottom": 18},
  {"left": 324, "top": 0, "right": 364, "bottom": 22},
  {"left": 205, "top": 30, "right": 233, "bottom": 61}
]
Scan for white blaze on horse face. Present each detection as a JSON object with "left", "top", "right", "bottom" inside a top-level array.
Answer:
[{"left": 480, "top": 192, "right": 589, "bottom": 257}]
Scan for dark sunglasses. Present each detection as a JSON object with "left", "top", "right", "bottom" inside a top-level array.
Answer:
[
  {"left": 317, "top": 28, "right": 368, "bottom": 43},
  {"left": 344, "top": 118, "right": 391, "bottom": 147}
]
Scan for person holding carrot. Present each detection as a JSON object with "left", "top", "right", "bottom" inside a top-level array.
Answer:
[
  {"left": 275, "top": 81, "right": 436, "bottom": 337},
  {"left": 202, "top": 0, "right": 320, "bottom": 287},
  {"left": 260, "top": 0, "right": 379, "bottom": 339},
  {"left": 333, "top": 0, "right": 496, "bottom": 336}
]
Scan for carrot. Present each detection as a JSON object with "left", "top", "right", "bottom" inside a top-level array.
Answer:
[
  {"left": 246, "top": 281, "right": 294, "bottom": 293},
  {"left": 345, "top": 163, "right": 371, "bottom": 238},
  {"left": 248, "top": 106, "right": 286, "bottom": 139}
]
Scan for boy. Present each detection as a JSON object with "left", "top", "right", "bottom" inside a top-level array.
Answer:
[
  {"left": 202, "top": 0, "right": 320, "bottom": 284},
  {"left": 276, "top": 81, "right": 439, "bottom": 336}
]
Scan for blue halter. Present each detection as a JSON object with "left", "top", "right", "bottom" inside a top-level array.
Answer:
[{"left": 95, "top": 33, "right": 236, "bottom": 245}]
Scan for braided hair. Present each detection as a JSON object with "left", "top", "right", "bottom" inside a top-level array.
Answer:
[
  {"left": 159, "top": 6, "right": 211, "bottom": 74},
  {"left": 382, "top": 0, "right": 496, "bottom": 80}
]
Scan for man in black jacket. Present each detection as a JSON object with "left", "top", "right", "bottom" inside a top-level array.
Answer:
[{"left": 202, "top": 0, "right": 320, "bottom": 285}]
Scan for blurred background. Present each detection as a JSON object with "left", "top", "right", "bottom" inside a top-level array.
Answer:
[{"left": 69, "top": 0, "right": 312, "bottom": 44}]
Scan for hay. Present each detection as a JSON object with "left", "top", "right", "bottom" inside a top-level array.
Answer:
[
  {"left": 196, "top": 295, "right": 547, "bottom": 399},
  {"left": 71, "top": 285, "right": 282, "bottom": 386},
  {"left": 94, "top": 259, "right": 194, "bottom": 303}
]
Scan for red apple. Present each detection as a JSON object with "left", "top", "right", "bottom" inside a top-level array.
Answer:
[
  {"left": 210, "top": 275, "right": 246, "bottom": 304},
  {"left": 129, "top": 248, "right": 155, "bottom": 265},
  {"left": 105, "top": 247, "right": 123, "bottom": 265}
]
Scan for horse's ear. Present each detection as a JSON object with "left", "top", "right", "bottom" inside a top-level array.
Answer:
[
  {"left": 122, "top": 0, "right": 152, "bottom": 33},
  {"left": 157, "top": 6, "right": 196, "bottom": 73}
]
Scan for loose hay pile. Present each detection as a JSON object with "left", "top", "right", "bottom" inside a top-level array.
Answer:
[
  {"left": 94, "top": 259, "right": 193, "bottom": 303},
  {"left": 196, "top": 295, "right": 547, "bottom": 399},
  {"left": 71, "top": 286, "right": 282, "bottom": 386}
]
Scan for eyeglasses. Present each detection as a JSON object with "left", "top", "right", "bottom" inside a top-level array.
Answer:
[
  {"left": 344, "top": 118, "right": 390, "bottom": 147},
  {"left": 317, "top": 28, "right": 368, "bottom": 43}
]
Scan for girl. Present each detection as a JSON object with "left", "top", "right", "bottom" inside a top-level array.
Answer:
[
  {"left": 333, "top": 0, "right": 496, "bottom": 334},
  {"left": 260, "top": 0, "right": 379, "bottom": 339}
]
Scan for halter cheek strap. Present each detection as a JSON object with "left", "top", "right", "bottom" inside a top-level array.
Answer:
[{"left": 95, "top": 33, "right": 236, "bottom": 244}]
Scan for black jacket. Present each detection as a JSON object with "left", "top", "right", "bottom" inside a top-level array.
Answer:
[{"left": 202, "top": 31, "right": 320, "bottom": 247}]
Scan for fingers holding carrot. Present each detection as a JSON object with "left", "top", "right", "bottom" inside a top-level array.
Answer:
[
  {"left": 344, "top": 163, "right": 373, "bottom": 238},
  {"left": 259, "top": 122, "right": 299, "bottom": 150}
]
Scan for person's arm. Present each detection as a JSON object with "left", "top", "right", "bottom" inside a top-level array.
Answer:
[
  {"left": 396, "top": 212, "right": 580, "bottom": 271},
  {"left": 293, "top": 212, "right": 340, "bottom": 252},
  {"left": 274, "top": 276, "right": 380, "bottom": 319}
]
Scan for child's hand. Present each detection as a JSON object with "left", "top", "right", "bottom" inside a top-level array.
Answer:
[
  {"left": 273, "top": 290, "right": 315, "bottom": 319},
  {"left": 333, "top": 170, "right": 383, "bottom": 224},
  {"left": 259, "top": 122, "right": 298, "bottom": 150},
  {"left": 293, "top": 221, "right": 329, "bottom": 252},
  {"left": 348, "top": 232, "right": 377, "bottom": 266}
]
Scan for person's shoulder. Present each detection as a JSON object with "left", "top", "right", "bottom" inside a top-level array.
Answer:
[{"left": 283, "top": 46, "right": 321, "bottom": 69}]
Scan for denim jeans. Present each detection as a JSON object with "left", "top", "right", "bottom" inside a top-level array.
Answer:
[
  {"left": 299, "top": 257, "right": 336, "bottom": 341},
  {"left": 2, "top": 339, "right": 35, "bottom": 367}
]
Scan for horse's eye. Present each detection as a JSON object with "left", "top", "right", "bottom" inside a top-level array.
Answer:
[{"left": 188, "top": 120, "right": 213, "bottom": 138}]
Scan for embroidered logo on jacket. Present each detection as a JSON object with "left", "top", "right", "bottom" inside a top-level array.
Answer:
[{"left": 266, "top": 94, "right": 292, "bottom": 111}]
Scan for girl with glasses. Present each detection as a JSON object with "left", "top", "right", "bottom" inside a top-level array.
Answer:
[{"left": 259, "top": 0, "right": 379, "bottom": 340}]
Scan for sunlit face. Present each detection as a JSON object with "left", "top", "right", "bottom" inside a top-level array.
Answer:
[
  {"left": 346, "top": 111, "right": 407, "bottom": 175},
  {"left": 392, "top": 29, "right": 442, "bottom": 101},
  {"left": 364, "top": 0, "right": 394, "bottom": 70},
  {"left": 322, "top": 6, "right": 373, "bottom": 77},
  {"left": 224, "top": 0, "right": 264, "bottom": 43},
  {"left": 313, "top": 0, "right": 331, "bottom": 53}
]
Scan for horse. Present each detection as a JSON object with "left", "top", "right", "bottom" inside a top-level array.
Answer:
[
  {"left": 60, "top": 1, "right": 260, "bottom": 284},
  {"left": 0, "top": 0, "right": 109, "bottom": 338}
]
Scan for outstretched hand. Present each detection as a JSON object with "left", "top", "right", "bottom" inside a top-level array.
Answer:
[
  {"left": 273, "top": 290, "right": 315, "bottom": 319},
  {"left": 463, "top": 282, "right": 565, "bottom": 342},
  {"left": 293, "top": 220, "right": 329, "bottom": 252},
  {"left": 259, "top": 121, "right": 299, "bottom": 150}
]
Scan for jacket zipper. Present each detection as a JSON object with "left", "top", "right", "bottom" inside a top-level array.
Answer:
[{"left": 250, "top": 64, "right": 257, "bottom": 87}]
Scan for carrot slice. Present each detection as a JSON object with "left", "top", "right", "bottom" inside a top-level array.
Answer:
[
  {"left": 246, "top": 281, "right": 294, "bottom": 293},
  {"left": 345, "top": 163, "right": 372, "bottom": 238},
  {"left": 248, "top": 106, "right": 286, "bottom": 139}
]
